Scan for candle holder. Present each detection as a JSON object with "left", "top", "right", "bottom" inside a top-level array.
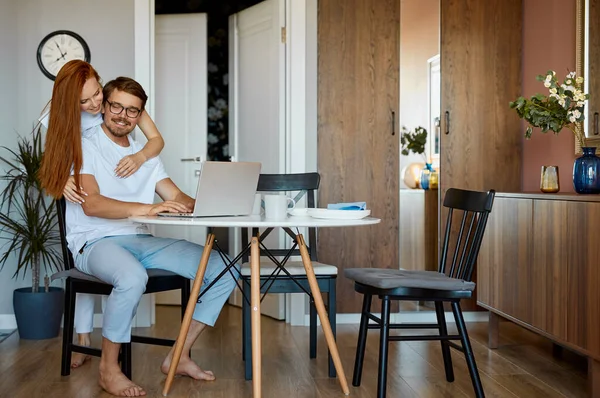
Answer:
[{"left": 540, "top": 166, "right": 560, "bottom": 193}]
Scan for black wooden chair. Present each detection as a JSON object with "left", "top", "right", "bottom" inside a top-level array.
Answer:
[
  {"left": 51, "top": 198, "right": 190, "bottom": 378},
  {"left": 240, "top": 172, "right": 337, "bottom": 380},
  {"left": 345, "top": 188, "right": 495, "bottom": 398}
]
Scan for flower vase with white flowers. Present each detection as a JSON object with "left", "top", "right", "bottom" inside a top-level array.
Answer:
[
  {"left": 510, "top": 70, "right": 589, "bottom": 149},
  {"left": 510, "top": 71, "right": 600, "bottom": 193}
]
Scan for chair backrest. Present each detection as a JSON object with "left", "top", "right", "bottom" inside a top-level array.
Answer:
[
  {"left": 241, "top": 172, "right": 320, "bottom": 262},
  {"left": 56, "top": 198, "right": 76, "bottom": 270},
  {"left": 439, "top": 188, "right": 495, "bottom": 282}
]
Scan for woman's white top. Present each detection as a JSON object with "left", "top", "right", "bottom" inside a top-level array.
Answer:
[{"left": 39, "top": 109, "right": 103, "bottom": 132}]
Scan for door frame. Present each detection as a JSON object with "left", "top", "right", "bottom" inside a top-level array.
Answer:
[
  {"left": 228, "top": 0, "right": 317, "bottom": 325},
  {"left": 133, "top": 0, "right": 318, "bottom": 326},
  {"left": 132, "top": 0, "right": 154, "bottom": 327}
]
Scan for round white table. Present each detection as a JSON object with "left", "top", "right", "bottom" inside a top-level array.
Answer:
[{"left": 130, "top": 214, "right": 380, "bottom": 397}]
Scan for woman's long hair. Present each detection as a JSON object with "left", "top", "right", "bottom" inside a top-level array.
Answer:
[{"left": 39, "top": 60, "right": 101, "bottom": 198}]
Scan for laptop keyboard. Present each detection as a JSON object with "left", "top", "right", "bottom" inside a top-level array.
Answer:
[{"left": 157, "top": 212, "right": 193, "bottom": 217}]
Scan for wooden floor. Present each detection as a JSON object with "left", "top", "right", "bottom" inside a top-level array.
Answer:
[{"left": 0, "top": 305, "right": 590, "bottom": 398}]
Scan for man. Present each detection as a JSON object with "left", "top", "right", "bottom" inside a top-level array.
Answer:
[{"left": 66, "top": 77, "right": 237, "bottom": 397}]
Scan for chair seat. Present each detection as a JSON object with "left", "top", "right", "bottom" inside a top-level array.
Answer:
[
  {"left": 240, "top": 260, "right": 338, "bottom": 276},
  {"left": 51, "top": 268, "right": 182, "bottom": 284},
  {"left": 344, "top": 268, "right": 475, "bottom": 291}
]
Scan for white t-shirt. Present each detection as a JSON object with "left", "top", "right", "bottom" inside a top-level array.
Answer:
[
  {"left": 65, "top": 124, "right": 169, "bottom": 253},
  {"left": 39, "top": 109, "right": 103, "bottom": 132}
]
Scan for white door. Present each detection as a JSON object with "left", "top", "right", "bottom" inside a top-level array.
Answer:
[
  {"left": 228, "top": 0, "right": 287, "bottom": 320},
  {"left": 153, "top": 14, "right": 208, "bottom": 304}
]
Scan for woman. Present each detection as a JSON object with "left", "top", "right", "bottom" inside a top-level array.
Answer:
[{"left": 39, "top": 60, "right": 165, "bottom": 368}]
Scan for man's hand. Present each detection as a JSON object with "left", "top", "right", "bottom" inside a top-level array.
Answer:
[
  {"left": 115, "top": 152, "right": 147, "bottom": 178},
  {"left": 146, "top": 201, "right": 192, "bottom": 216}
]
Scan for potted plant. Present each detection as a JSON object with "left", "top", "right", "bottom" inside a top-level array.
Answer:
[
  {"left": 510, "top": 70, "right": 596, "bottom": 193},
  {"left": 0, "top": 127, "right": 64, "bottom": 339},
  {"left": 401, "top": 126, "right": 436, "bottom": 189}
]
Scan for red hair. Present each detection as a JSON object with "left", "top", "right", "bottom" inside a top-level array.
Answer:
[{"left": 39, "top": 60, "right": 101, "bottom": 198}]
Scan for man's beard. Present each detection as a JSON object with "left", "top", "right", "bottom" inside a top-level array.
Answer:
[{"left": 105, "top": 117, "right": 134, "bottom": 138}]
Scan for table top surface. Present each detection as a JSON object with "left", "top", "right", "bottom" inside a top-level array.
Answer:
[{"left": 130, "top": 214, "right": 381, "bottom": 227}]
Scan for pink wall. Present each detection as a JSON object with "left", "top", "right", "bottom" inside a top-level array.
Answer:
[{"left": 521, "top": 0, "right": 577, "bottom": 192}]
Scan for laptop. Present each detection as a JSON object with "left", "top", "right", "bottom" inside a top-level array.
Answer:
[{"left": 158, "top": 161, "right": 261, "bottom": 218}]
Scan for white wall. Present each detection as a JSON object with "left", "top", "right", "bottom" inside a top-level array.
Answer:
[
  {"left": 0, "top": 0, "right": 22, "bottom": 317},
  {"left": 0, "top": 0, "right": 135, "bottom": 320},
  {"left": 16, "top": 0, "right": 135, "bottom": 134}
]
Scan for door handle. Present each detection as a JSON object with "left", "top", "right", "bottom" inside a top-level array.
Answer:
[
  {"left": 594, "top": 112, "right": 599, "bottom": 136},
  {"left": 444, "top": 111, "right": 450, "bottom": 135},
  {"left": 181, "top": 156, "right": 203, "bottom": 162},
  {"left": 391, "top": 111, "right": 396, "bottom": 136}
]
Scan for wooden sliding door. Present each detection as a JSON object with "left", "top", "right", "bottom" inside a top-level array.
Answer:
[
  {"left": 317, "top": 0, "right": 400, "bottom": 313},
  {"left": 440, "top": 0, "right": 522, "bottom": 310}
]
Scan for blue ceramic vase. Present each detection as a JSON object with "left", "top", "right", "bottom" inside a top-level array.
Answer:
[
  {"left": 420, "top": 163, "right": 434, "bottom": 190},
  {"left": 573, "top": 147, "right": 600, "bottom": 194}
]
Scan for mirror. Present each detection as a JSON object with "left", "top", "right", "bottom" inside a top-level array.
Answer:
[{"left": 577, "top": 0, "right": 600, "bottom": 148}]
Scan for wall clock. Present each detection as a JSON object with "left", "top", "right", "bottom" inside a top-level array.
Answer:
[{"left": 36, "top": 30, "right": 91, "bottom": 81}]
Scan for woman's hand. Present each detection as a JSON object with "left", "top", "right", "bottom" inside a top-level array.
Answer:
[
  {"left": 115, "top": 152, "right": 147, "bottom": 178},
  {"left": 63, "top": 176, "right": 88, "bottom": 204}
]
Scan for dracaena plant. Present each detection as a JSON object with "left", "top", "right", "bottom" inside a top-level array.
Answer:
[
  {"left": 510, "top": 70, "right": 589, "bottom": 149},
  {"left": 0, "top": 127, "right": 62, "bottom": 293},
  {"left": 400, "top": 126, "right": 428, "bottom": 161}
]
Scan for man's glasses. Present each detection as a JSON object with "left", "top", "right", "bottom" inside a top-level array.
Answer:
[{"left": 106, "top": 100, "right": 141, "bottom": 118}]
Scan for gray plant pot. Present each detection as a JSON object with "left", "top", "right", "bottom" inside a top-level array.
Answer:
[{"left": 13, "top": 287, "right": 64, "bottom": 340}]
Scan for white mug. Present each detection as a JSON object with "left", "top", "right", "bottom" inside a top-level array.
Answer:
[
  {"left": 264, "top": 194, "right": 295, "bottom": 219},
  {"left": 252, "top": 193, "right": 263, "bottom": 215}
]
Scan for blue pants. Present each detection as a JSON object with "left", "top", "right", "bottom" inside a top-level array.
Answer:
[{"left": 75, "top": 234, "right": 238, "bottom": 343}]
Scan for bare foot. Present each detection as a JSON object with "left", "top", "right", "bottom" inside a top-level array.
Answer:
[
  {"left": 161, "top": 356, "right": 215, "bottom": 381},
  {"left": 71, "top": 352, "right": 91, "bottom": 368},
  {"left": 99, "top": 366, "right": 146, "bottom": 397},
  {"left": 71, "top": 333, "right": 91, "bottom": 368}
]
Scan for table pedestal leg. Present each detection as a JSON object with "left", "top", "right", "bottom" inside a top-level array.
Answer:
[
  {"left": 297, "top": 234, "right": 350, "bottom": 395},
  {"left": 250, "top": 234, "right": 262, "bottom": 397},
  {"left": 162, "top": 234, "right": 215, "bottom": 397}
]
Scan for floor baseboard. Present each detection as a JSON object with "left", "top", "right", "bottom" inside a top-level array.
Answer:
[{"left": 0, "top": 315, "right": 17, "bottom": 330}]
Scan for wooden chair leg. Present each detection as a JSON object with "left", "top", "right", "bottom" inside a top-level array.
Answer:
[
  {"left": 309, "top": 299, "right": 317, "bottom": 359},
  {"left": 243, "top": 278, "right": 252, "bottom": 380},
  {"left": 435, "top": 301, "right": 454, "bottom": 382},
  {"left": 297, "top": 234, "right": 349, "bottom": 395},
  {"left": 352, "top": 293, "right": 372, "bottom": 386},
  {"left": 327, "top": 279, "right": 337, "bottom": 378},
  {"left": 60, "top": 280, "right": 76, "bottom": 376},
  {"left": 181, "top": 280, "right": 192, "bottom": 359},
  {"left": 162, "top": 234, "right": 215, "bottom": 397},
  {"left": 451, "top": 301, "right": 485, "bottom": 398},
  {"left": 377, "top": 296, "right": 391, "bottom": 398},
  {"left": 250, "top": 235, "right": 262, "bottom": 398}
]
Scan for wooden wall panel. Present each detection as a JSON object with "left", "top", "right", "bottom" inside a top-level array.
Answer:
[{"left": 317, "top": 0, "right": 400, "bottom": 313}]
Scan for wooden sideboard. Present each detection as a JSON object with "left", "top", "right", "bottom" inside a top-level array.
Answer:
[
  {"left": 399, "top": 189, "right": 438, "bottom": 271},
  {"left": 478, "top": 192, "right": 600, "bottom": 394}
]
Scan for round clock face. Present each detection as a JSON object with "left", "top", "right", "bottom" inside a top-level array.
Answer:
[{"left": 37, "top": 30, "right": 91, "bottom": 81}]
